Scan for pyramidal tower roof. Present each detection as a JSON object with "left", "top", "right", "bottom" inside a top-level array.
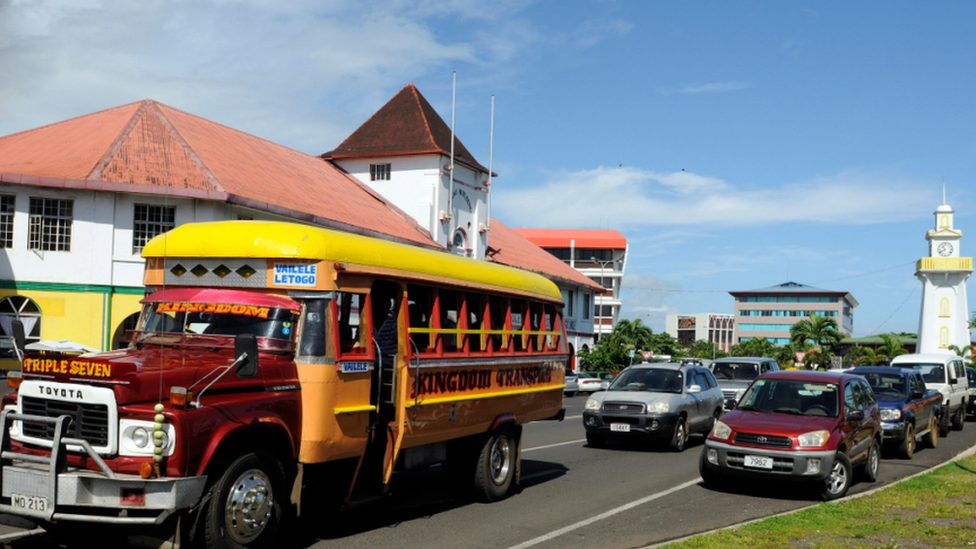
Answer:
[
  {"left": 322, "top": 83, "right": 488, "bottom": 173},
  {"left": 0, "top": 99, "right": 437, "bottom": 247}
]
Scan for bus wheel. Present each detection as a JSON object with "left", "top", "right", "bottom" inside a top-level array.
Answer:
[
  {"left": 474, "top": 426, "right": 517, "bottom": 502},
  {"left": 205, "top": 452, "right": 286, "bottom": 549}
]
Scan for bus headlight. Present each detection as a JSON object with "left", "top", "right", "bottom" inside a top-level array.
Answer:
[{"left": 120, "top": 419, "right": 175, "bottom": 457}]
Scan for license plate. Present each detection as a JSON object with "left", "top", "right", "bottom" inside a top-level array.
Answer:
[
  {"left": 610, "top": 423, "right": 630, "bottom": 432},
  {"left": 744, "top": 455, "right": 773, "bottom": 469},
  {"left": 11, "top": 493, "right": 49, "bottom": 512}
]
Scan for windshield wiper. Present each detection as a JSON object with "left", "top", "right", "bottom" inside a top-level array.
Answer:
[
  {"left": 772, "top": 407, "right": 804, "bottom": 415},
  {"left": 736, "top": 405, "right": 761, "bottom": 412}
]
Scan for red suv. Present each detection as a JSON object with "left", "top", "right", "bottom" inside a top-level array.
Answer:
[{"left": 699, "top": 370, "right": 882, "bottom": 500}]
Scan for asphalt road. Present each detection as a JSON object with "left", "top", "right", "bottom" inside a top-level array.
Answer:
[{"left": 4, "top": 394, "right": 976, "bottom": 549}]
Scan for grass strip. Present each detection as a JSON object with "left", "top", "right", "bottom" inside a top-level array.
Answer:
[{"left": 659, "top": 454, "right": 976, "bottom": 549}]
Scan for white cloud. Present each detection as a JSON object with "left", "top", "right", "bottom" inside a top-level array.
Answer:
[
  {"left": 679, "top": 82, "right": 749, "bottom": 94},
  {"left": 493, "top": 166, "right": 938, "bottom": 229}
]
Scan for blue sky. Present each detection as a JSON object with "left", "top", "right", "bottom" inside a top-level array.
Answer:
[{"left": 2, "top": 1, "right": 974, "bottom": 338}]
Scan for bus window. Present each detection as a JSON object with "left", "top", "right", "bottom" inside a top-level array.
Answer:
[
  {"left": 529, "top": 302, "right": 543, "bottom": 352},
  {"left": 298, "top": 298, "right": 329, "bottom": 358},
  {"left": 337, "top": 292, "right": 366, "bottom": 355},
  {"left": 488, "top": 295, "right": 507, "bottom": 352},
  {"left": 467, "top": 293, "right": 484, "bottom": 352},
  {"left": 440, "top": 290, "right": 459, "bottom": 353},
  {"left": 407, "top": 285, "right": 433, "bottom": 354},
  {"left": 544, "top": 304, "right": 559, "bottom": 351},
  {"left": 511, "top": 300, "right": 526, "bottom": 352}
]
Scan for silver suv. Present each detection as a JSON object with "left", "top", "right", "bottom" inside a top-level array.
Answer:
[
  {"left": 582, "top": 362, "right": 724, "bottom": 452},
  {"left": 710, "top": 357, "right": 779, "bottom": 410}
]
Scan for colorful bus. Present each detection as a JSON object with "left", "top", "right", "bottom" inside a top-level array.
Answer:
[{"left": 0, "top": 220, "right": 568, "bottom": 548}]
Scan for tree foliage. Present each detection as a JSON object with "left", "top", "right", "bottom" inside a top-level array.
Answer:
[{"left": 730, "top": 337, "right": 775, "bottom": 358}]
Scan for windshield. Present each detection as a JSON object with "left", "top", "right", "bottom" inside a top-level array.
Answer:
[
  {"left": 608, "top": 368, "right": 684, "bottom": 394},
  {"left": 902, "top": 364, "right": 946, "bottom": 385},
  {"left": 578, "top": 373, "right": 594, "bottom": 379},
  {"left": 859, "top": 372, "right": 908, "bottom": 398},
  {"left": 135, "top": 301, "right": 299, "bottom": 350},
  {"left": 712, "top": 362, "right": 760, "bottom": 381},
  {"left": 737, "top": 379, "right": 839, "bottom": 417}
]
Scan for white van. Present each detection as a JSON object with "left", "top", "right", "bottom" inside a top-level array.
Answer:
[{"left": 891, "top": 353, "right": 968, "bottom": 435}]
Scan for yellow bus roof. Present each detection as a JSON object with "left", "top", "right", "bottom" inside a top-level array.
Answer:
[{"left": 142, "top": 221, "right": 563, "bottom": 302}]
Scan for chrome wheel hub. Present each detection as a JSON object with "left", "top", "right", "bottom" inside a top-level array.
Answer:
[
  {"left": 225, "top": 468, "right": 273, "bottom": 543},
  {"left": 490, "top": 436, "right": 511, "bottom": 485},
  {"left": 826, "top": 462, "right": 847, "bottom": 494}
]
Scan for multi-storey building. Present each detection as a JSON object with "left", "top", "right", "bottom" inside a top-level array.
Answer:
[
  {"left": 513, "top": 230, "right": 627, "bottom": 341},
  {"left": 665, "top": 313, "right": 735, "bottom": 352},
  {"left": 730, "top": 282, "right": 857, "bottom": 345}
]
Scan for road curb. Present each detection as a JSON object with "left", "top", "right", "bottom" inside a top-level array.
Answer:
[{"left": 642, "top": 443, "right": 976, "bottom": 549}]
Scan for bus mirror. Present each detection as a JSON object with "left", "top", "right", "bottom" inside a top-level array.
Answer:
[
  {"left": 11, "top": 320, "right": 26, "bottom": 361},
  {"left": 235, "top": 333, "right": 259, "bottom": 378}
]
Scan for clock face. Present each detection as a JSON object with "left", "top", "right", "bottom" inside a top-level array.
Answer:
[{"left": 938, "top": 242, "right": 953, "bottom": 257}]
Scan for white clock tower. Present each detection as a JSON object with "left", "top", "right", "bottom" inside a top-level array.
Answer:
[{"left": 915, "top": 198, "right": 973, "bottom": 354}]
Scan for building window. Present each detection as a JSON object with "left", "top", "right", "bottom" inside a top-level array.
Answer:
[
  {"left": 940, "top": 326, "right": 949, "bottom": 348},
  {"left": 583, "top": 293, "right": 590, "bottom": 320},
  {"left": 566, "top": 290, "right": 574, "bottom": 317},
  {"left": 133, "top": 204, "right": 176, "bottom": 253},
  {"left": 0, "top": 195, "right": 14, "bottom": 248},
  {"left": 0, "top": 296, "right": 41, "bottom": 359},
  {"left": 940, "top": 298, "right": 949, "bottom": 317},
  {"left": 28, "top": 198, "right": 72, "bottom": 251},
  {"left": 370, "top": 163, "right": 391, "bottom": 181}
]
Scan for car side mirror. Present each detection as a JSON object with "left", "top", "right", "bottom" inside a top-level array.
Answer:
[
  {"left": 234, "top": 333, "right": 259, "bottom": 378},
  {"left": 911, "top": 390, "right": 923, "bottom": 399},
  {"left": 847, "top": 409, "right": 864, "bottom": 422},
  {"left": 688, "top": 384, "right": 702, "bottom": 394},
  {"left": 950, "top": 378, "right": 959, "bottom": 385}
]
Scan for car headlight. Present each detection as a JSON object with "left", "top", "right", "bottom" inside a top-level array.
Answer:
[
  {"left": 120, "top": 419, "right": 175, "bottom": 457},
  {"left": 797, "top": 430, "right": 830, "bottom": 448},
  {"left": 647, "top": 402, "right": 669, "bottom": 414},
  {"left": 585, "top": 398, "right": 601, "bottom": 411},
  {"left": 711, "top": 419, "right": 731, "bottom": 440},
  {"left": 880, "top": 408, "right": 901, "bottom": 421}
]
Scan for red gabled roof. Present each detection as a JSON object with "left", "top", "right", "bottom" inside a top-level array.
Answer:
[
  {"left": 488, "top": 219, "right": 604, "bottom": 292},
  {"left": 512, "top": 228, "right": 627, "bottom": 250},
  {"left": 0, "top": 100, "right": 437, "bottom": 248},
  {"left": 321, "top": 83, "right": 488, "bottom": 173}
]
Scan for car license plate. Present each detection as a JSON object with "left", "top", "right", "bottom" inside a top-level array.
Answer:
[
  {"left": 11, "top": 493, "right": 49, "bottom": 512},
  {"left": 610, "top": 423, "right": 630, "bottom": 432},
  {"left": 744, "top": 455, "right": 773, "bottom": 469}
]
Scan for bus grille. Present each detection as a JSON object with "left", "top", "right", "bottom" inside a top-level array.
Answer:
[{"left": 20, "top": 397, "right": 110, "bottom": 447}]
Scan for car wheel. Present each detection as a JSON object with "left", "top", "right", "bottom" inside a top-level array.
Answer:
[
  {"left": 473, "top": 426, "right": 517, "bottom": 502},
  {"left": 706, "top": 408, "right": 722, "bottom": 433},
  {"left": 670, "top": 417, "right": 688, "bottom": 452},
  {"left": 698, "top": 448, "right": 726, "bottom": 490},
  {"left": 862, "top": 439, "right": 880, "bottom": 483},
  {"left": 204, "top": 452, "right": 287, "bottom": 549},
  {"left": 898, "top": 422, "right": 915, "bottom": 459},
  {"left": 952, "top": 405, "right": 965, "bottom": 431},
  {"left": 821, "top": 453, "right": 852, "bottom": 501},
  {"left": 586, "top": 432, "right": 605, "bottom": 448},
  {"left": 565, "top": 391, "right": 576, "bottom": 398},
  {"left": 926, "top": 414, "right": 940, "bottom": 448},
  {"left": 939, "top": 408, "right": 950, "bottom": 437}
]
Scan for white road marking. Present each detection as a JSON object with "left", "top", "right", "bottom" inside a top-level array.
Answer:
[
  {"left": 523, "top": 439, "right": 586, "bottom": 452},
  {"left": 504, "top": 478, "right": 702, "bottom": 549}
]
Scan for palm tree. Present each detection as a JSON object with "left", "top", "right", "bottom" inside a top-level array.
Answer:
[
  {"left": 609, "top": 318, "right": 654, "bottom": 351},
  {"left": 732, "top": 337, "right": 775, "bottom": 358},
  {"left": 875, "top": 333, "right": 909, "bottom": 363},
  {"left": 790, "top": 313, "right": 841, "bottom": 350},
  {"left": 774, "top": 341, "right": 808, "bottom": 369}
]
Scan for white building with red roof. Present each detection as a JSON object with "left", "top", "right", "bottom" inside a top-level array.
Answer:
[{"left": 513, "top": 229, "right": 628, "bottom": 341}]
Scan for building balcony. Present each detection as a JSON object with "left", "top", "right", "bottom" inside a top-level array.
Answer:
[{"left": 916, "top": 257, "right": 973, "bottom": 272}]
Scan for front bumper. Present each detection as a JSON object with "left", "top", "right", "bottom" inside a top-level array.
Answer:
[
  {"left": 0, "top": 409, "right": 206, "bottom": 525},
  {"left": 702, "top": 439, "right": 836, "bottom": 481},
  {"left": 880, "top": 420, "right": 906, "bottom": 442},
  {"left": 582, "top": 410, "right": 681, "bottom": 440}
]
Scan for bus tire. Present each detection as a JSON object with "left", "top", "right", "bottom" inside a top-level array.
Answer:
[
  {"left": 474, "top": 426, "right": 517, "bottom": 502},
  {"left": 204, "top": 452, "right": 287, "bottom": 549}
]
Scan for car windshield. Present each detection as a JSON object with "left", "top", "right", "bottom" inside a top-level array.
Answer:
[
  {"left": 737, "top": 379, "right": 839, "bottom": 417},
  {"left": 900, "top": 364, "right": 946, "bottom": 385},
  {"left": 711, "top": 362, "right": 760, "bottom": 381},
  {"left": 134, "top": 301, "right": 299, "bottom": 351},
  {"left": 608, "top": 368, "right": 684, "bottom": 394},
  {"left": 859, "top": 372, "right": 908, "bottom": 398},
  {"left": 578, "top": 373, "right": 594, "bottom": 379}
]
